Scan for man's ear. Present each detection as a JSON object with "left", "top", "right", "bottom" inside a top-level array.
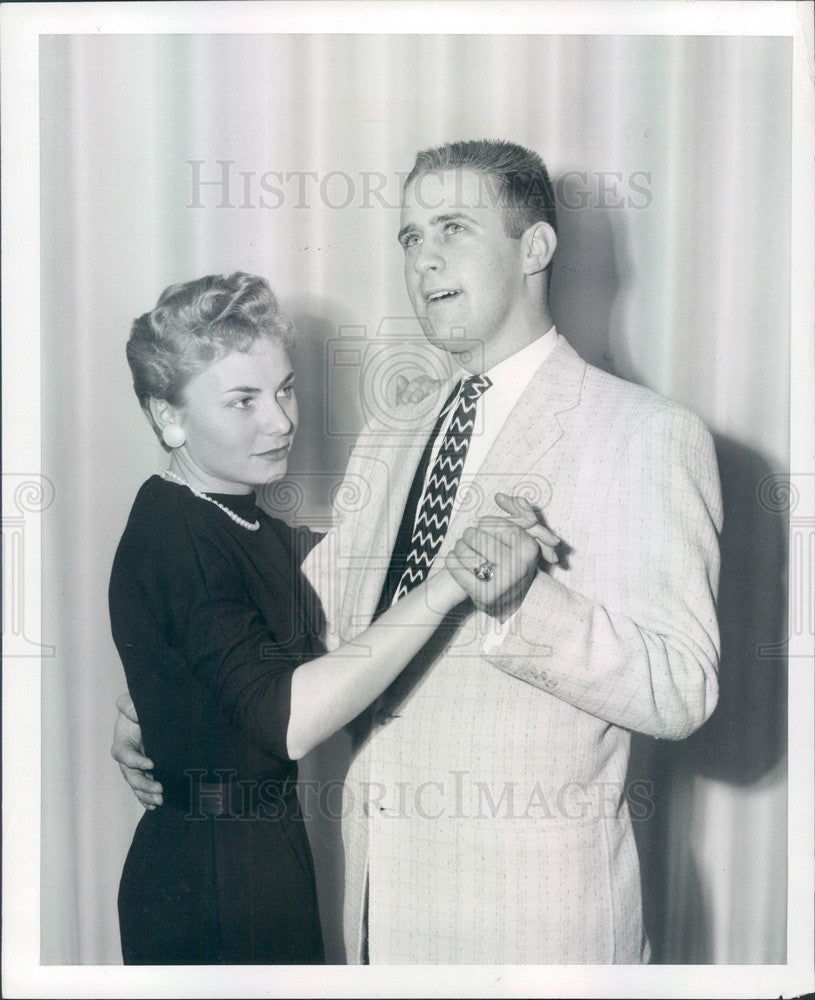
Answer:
[
  {"left": 522, "top": 221, "right": 557, "bottom": 276},
  {"left": 147, "top": 396, "right": 181, "bottom": 433}
]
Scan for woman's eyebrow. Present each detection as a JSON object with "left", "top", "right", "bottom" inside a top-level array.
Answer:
[{"left": 221, "top": 385, "right": 260, "bottom": 395}]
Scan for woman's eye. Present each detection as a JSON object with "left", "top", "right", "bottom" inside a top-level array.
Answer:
[
  {"left": 445, "top": 222, "right": 464, "bottom": 235},
  {"left": 230, "top": 397, "right": 254, "bottom": 409},
  {"left": 277, "top": 385, "right": 295, "bottom": 400},
  {"left": 401, "top": 233, "right": 420, "bottom": 249}
]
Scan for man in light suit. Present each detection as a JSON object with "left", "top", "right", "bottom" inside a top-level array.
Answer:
[
  {"left": 115, "top": 139, "right": 722, "bottom": 964},
  {"left": 300, "top": 140, "right": 722, "bottom": 964}
]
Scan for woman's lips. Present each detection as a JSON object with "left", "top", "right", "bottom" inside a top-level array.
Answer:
[{"left": 254, "top": 445, "right": 290, "bottom": 459}]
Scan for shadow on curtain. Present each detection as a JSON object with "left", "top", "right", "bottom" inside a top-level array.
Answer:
[{"left": 550, "top": 172, "right": 788, "bottom": 963}]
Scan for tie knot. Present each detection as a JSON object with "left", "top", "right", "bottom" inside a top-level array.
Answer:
[{"left": 461, "top": 374, "right": 492, "bottom": 401}]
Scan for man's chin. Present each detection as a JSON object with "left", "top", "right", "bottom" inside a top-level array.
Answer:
[{"left": 419, "top": 320, "right": 485, "bottom": 365}]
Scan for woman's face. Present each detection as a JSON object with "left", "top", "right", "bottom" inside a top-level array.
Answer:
[{"left": 171, "top": 336, "right": 298, "bottom": 493}]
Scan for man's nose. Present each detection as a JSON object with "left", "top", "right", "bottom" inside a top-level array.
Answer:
[{"left": 414, "top": 240, "right": 444, "bottom": 276}]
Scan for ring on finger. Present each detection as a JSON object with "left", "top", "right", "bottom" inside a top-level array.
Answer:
[{"left": 473, "top": 559, "right": 495, "bottom": 582}]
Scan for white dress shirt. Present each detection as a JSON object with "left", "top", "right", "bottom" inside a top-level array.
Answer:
[{"left": 419, "top": 325, "right": 559, "bottom": 527}]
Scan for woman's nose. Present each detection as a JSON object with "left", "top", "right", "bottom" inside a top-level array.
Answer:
[{"left": 260, "top": 400, "right": 292, "bottom": 437}]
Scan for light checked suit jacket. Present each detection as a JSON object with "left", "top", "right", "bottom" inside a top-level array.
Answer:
[{"left": 301, "top": 336, "right": 723, "bottom": 964}]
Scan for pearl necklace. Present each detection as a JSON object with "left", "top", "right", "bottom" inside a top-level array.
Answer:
[{"left": 162, "top": 470, "right": 260, "bottom": 531}]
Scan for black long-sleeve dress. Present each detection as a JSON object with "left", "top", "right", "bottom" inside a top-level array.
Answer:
[{"left": 109, "top": 475, "right": 326, "bottom": 964}]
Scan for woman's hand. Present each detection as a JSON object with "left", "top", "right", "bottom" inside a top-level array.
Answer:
[{"left": 444, "top": 493, "right": 561, "bottom": 620}]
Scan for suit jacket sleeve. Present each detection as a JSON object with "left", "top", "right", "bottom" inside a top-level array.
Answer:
[
  {"left": 299, "top": 431, "right": 388, "bottom": 652},
  {"left": 484, "top": 405, "right": 723, "bottom": 740}
]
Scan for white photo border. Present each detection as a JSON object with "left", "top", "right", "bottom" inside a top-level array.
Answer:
[{"left": 2, "top": 2, "right": 813, "bottom": 997}]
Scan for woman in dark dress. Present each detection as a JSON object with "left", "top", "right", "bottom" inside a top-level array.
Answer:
[
  {"left": 111, "top": 474, "right": 327, "bottom": 963},
  {"left": 110, "top": 272, "right": 543, "bottom": 965}
]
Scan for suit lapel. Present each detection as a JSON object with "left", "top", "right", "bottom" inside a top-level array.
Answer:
[
  {"left": 338, "top": 382, "right": 457, "bottom": 631},
  {"left": 444, "top": 337, "right": 586, "bottom": 544}
]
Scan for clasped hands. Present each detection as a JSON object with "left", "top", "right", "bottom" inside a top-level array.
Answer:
[{"left": 444, "top": 492, "right": 560, "bottom": 621}]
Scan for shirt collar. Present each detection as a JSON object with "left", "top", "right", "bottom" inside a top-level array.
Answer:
[{"left": 457, "top": 325, "right": 558, "bottom": 407}]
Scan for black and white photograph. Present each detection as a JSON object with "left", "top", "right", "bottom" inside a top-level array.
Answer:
[{"left": 2, "top": 2, "right": 813, "bottom": 997}]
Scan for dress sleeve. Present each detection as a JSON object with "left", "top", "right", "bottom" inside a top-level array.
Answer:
[{"left": 175, "top": 524, "right": 298, "bottom": 761}]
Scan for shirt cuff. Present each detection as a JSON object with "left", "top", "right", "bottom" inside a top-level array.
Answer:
[{"left": 482, "top": 610, "right": 519, "bottom": 654}]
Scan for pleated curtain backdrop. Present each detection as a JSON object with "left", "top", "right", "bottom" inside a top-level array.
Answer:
[{"left": 39, "top": 33, "right": 790, "bottom": 964}]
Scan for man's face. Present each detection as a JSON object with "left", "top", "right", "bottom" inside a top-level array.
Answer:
[{"left": 399, "top": 169, "right": 527, "bottom": 370}]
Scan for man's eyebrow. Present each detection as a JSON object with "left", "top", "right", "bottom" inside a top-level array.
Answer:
[
  {"left": 397, "top": 223, "right": 418, "bottom": 244},
  {"left": 397, "top": 212, "right": 480, "bottom": 244},
  {"left": 431, "top": 212, "right": 479, "bottom": 227}
]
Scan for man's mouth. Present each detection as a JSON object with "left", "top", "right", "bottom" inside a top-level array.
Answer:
[{"left": 425, "top": 289, "right": 462, "bottom": 304}]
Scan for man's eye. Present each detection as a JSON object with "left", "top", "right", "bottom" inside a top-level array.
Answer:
[
  {"left": 230, "top": 397, "right": 254, "bottom": 409},
  {"left": 445, "top": 222, "right": 464, "bottom": 235},
  {"left": 278, "top": 385, "right": 295, "bottom": 400}
]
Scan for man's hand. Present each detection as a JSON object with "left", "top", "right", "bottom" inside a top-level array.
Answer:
[
  {"left": 396, "top": 373, "right": 442, "bottom": 405},
  {"left": 493, "top": 492, "right": 561, "bottom": 565},
  {"left": 445, "top": 493, "right": 560, "bottom": 620},
  {"left": 111, "top": 692, "right": 163, "bottom": 809}
]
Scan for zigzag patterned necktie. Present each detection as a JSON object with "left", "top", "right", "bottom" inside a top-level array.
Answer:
[{"left": 392, "top": 374, "right": 492, "bottom": 602}]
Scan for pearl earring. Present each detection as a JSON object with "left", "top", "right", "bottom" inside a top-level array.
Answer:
[{"left": 161, "top": 423, "right": 186, "bottom": 449}]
